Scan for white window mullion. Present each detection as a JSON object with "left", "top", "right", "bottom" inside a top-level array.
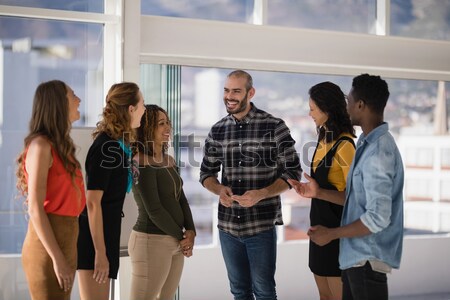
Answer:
[
  {"left": 104, "top": 0, "right": 123, "bottom": 94},
  {"left": 252, "top": 0, "right": 268, "bottom": 25},
  {"left": 123, "top": 0, "right": 141, "bottom": 83},
  {"left": 376, "top": 0, "right": 390, "bottom": 35}
]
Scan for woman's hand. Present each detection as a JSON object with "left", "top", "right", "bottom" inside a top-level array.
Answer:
[
  {"left": 182, "top": 248, "right": 193, "bottom": 257},
  {"left": 180, "top": 230, "right": 195, "bottom": 257},
  {"left": 53, "top": 257, "right": 75, "bottom": 291},
  {"left": 93, "top": 251, "right": 109, "bottom": 283},
  {"left": 288, "top": 173, "right": 320, "bottom": 198}
]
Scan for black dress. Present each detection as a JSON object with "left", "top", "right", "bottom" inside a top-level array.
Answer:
[
  {"left": 77, "top": 132, "right": 129, "bottom": 279},
  {"left": 309, "top": 136, "right": 355, "bottom": 277}
]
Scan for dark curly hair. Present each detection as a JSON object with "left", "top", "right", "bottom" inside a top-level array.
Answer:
[
  {"left": 352, "top": 73, "right": 389, "bottom": 115},
  {"left": 309, "top": 81, "right": 356, "bottom": 143},
  {"left": 135, "top": 104, "right": 171, "bottom": 156}
]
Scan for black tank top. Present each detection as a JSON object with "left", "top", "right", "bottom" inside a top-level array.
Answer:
[{"left": 308, "top": 136, "right": 355, "bottom": 276}]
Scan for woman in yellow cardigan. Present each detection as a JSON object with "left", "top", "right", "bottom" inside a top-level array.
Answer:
[{"left": 303, "top": 81, "right": 356, "bottom": 300}]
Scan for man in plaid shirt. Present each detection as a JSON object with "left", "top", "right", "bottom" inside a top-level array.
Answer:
[{"left": 200, "top": 70, "right": 301, "bottom": 300}]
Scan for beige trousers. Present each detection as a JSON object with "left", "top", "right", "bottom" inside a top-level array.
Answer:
[
  {"left": 22, "top": 214, "right": 78, "bottom": 300},
  {"left": 128, "top": 230, "right": 184, "bottom": 300}
]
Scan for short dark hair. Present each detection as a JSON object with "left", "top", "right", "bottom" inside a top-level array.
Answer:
[
  {"left": 227, "top": 69, "right": 253, "bottom": 91},
  {"left": 309, "top": 81, "right": 355, "bottom": 143},
  {"left": 352, "top": 73, "right": 390, "bottom": 115}
]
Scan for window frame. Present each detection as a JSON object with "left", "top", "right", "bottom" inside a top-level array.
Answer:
[{"left": 0, "top": 3, "right": 123, "bottom": 94}]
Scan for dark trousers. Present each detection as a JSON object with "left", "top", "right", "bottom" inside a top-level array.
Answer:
[{"left": 342, "top": 262, "right": 388, "bottom": 300}]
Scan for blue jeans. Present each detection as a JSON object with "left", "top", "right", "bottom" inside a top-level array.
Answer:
[
  {"left": 342, "top": 262, "right": 388, "bottom": 300},
  {"left": 219, "top": 228, "right": 277, "bottom": 300}
]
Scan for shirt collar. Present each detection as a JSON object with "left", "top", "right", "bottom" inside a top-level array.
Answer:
[{"left": 359, "top": 122, "right": 389, "bottom": 145}]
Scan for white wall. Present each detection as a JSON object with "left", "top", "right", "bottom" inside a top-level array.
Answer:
[{"left": 118, "top": 235, "right": 450, "bottom": 300}]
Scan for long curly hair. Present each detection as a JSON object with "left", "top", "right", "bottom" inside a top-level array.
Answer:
[
  {"left": 135, "top": 105, "right": 171, "bottom": 156},
  {"left": 309, "top": 81, "right": 356, "bottom": 143},
  {"left": 93, "top": 82, "right": 140, "bottom": 143},
  {"left": 16, "top": 80, "right": 81, "bottom": 195}
]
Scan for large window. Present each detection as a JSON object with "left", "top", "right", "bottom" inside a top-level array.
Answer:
[
  {"left": 391, "top": 0, "right": 450, "bottom": 41},
  {"left": 267, "top": 0, "right": 377, "bottom": 33},
  {"left": 0, "top": 0, "right": 104, "bottom": 13},
  {"left": 174, "top": 66, "right": 450, "bottom": 245},
  {"left": 141, "top": 0, "right": 450, "bottom": 40},
  {"left": 0, "top": 15, "right": 104, "bottom": 253},
  {"left": 141, "top": 0, "right": 254, "bottom": 23}
]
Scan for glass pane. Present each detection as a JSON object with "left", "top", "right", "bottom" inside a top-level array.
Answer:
[
  {"left": 267, "top": 0, "right": 377, "bottom": 34},
  {"left": 391, "top": 0, "right": 450, "bottom": 41},
  {"left": 0, "top": 0, "right": 104, "bottom": 13},
  {"left": 141, "top": 64, "right": 165, "bottom": 107},
  {"left": 141, "top": 0, "right": 254, "bottom": 23},
  {"left": 177, "top": 67, "right": 450, "bottom": 243},
  {"left": 0, "top": 16, "right": 104, "bottom": 253},
  {"left": 442, "top": 148, "right": 450, "bottom": 169},
  {"left": 405, "top": 178, "right": 434, "bottom": 201},
  {"left": 441, "top": 179, "right": 450, "bottom": 201},
  {"left": 403, "top": 148, "right": 433, "bottom": 168},
  {"left": 386, "top": 79, "right": 440, "bottom": 136}
]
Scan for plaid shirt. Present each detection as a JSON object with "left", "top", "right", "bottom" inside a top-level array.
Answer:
[{"left": 200, "top": 104, "right": 301, "bottom": 237}]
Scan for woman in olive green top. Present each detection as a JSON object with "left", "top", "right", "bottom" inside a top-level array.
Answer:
[{"left": 129, "top": 104, "right": 196, "bottom": 300}]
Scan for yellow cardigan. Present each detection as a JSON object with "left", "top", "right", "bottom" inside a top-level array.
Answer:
[{"left": 312, "top": 133, "right": 356, "bottom": 191}]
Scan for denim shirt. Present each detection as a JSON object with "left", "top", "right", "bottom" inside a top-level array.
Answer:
[{"left": 340, "top": 123, "right": 404, "bottom": 270}]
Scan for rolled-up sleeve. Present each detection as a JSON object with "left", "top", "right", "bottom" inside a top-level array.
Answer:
[
  {"left": 274, "top": 120, "right": 302, "bottom": 186},
  {"left": 359, "top": 148, "right": 396, "bottom": 233},
  {"left": 199, "top": 131, "right": 222, "bottom": 185}
]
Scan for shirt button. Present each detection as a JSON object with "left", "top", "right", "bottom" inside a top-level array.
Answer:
[
  {"left": 238, "top": 180, "right": 241, "bottom": 182},
  {"left": 237, "top": 216, "right": 241, "bottom": 219},
  {"left": 240, "top": 125, "right": 242, "bottom": 128}
]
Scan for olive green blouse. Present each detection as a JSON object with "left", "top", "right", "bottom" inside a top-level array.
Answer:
[{"left": 131, "top": 166, "right": 196, "bottom": 240}]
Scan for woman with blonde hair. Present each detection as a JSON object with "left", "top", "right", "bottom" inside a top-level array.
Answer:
[
  {"left": 18, "top": 80, "right": 86, "bottom": 300},
  {"left": 77, "top": 82, "right": 145, "bottom": 300},
  {"left": 128, "top": 104, "right": 196, "bottom": 300}
]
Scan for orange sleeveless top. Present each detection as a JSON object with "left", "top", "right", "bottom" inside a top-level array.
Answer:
[{"left": 25, "top": 146, "right": 86, "bottom": 216}]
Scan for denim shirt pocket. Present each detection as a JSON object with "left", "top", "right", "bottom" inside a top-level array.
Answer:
[{"left": 352, "top": 167, "right": 364, "bottom": 194}]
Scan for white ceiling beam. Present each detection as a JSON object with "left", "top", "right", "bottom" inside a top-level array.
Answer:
[{"left": 140, "top": 16, "right": 450, "bottom": 81}]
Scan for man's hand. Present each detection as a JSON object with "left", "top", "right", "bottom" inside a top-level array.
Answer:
[
  {"left": 219, "top": 186, "right": 234, "bottom": 207},
  {"left": 232, "top": 189, "right": 267, "bottom": 207},
  {"left": 308, "top": 225, "right": 335, "bottom": 246}
]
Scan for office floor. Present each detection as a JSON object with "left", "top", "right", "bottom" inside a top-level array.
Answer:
[{"left": 392, "top": 293, "right": 450, "bottom": 300}]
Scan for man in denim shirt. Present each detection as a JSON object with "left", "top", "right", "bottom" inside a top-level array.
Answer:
[{"left": 289, "top": 74, "right": 404, "bottom": 300}]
